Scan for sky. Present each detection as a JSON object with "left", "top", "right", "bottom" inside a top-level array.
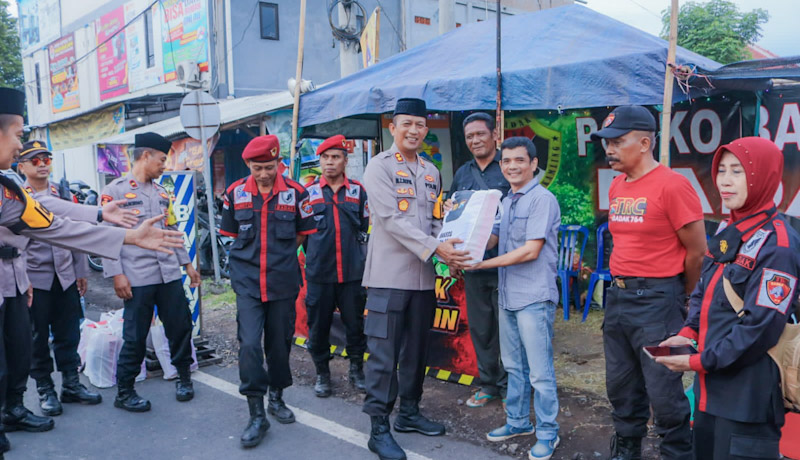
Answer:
[
  {"left": 6, "top": 0, "right": 796, "bottom": 57},
  {"left": 586, "top": 0, "right": 797, "bottom": 57}
]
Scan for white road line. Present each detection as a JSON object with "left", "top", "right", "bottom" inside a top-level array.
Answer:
[{"left": 193, "top": 370, "right": 436, "bottom": 460}]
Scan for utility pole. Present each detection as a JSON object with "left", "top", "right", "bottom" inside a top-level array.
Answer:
[
  {"left": 439, "top": 0, "right": 455, "bottom": 35},
  {"left": 660, "top": 0, "right": 679, "bottom": 167},
  {"left": 338, "top": 2, "right": 360, "bottom": 77}
]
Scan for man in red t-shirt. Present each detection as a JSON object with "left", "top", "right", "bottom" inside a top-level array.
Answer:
[{"left": 591, "top": 106, "right": 707, "bottom": 460}]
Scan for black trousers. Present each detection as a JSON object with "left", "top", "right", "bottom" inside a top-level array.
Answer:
[
  {"left": 30, "top": 278, "right": 82, "bottom": 381},
  {"left": 603, "top": 277, "right": 691, "bottom": 460},
  {"left": 116, "top": 280, "right": 193, "bottom": 386},
  {"left": 463, "top": 271, "right": 507, "bottom": 397},
  {"left": 0, "top": 293, "right": 33, "bottom": 407},
  {"left": 305, "top": 280, "right": 366, "bottom": 371},
  {"left": 362, "top": 288, "right": 436, "bottom": 417},
  {"left": 237, "top": 295, "right": 296, "bottom": 396},
  {"left": 692, "top": 411, "right": 781, "bottom": 460}
]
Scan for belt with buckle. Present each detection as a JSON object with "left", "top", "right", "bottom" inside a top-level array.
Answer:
[
  {"left": 0, "top": 247, "right": 20, "bottom": 259},
  {"left": 613, "top": 275, "right": 681, "bottom": 290}
]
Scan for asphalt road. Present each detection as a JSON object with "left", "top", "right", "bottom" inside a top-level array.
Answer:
[
  {"left": 12, "top": 268, "right": 512, "bottom": 460},
  {"left": 11, "top": 365, "right": 511, "bottom": 460}
]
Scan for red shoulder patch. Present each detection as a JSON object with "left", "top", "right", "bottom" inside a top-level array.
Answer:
[{"left": 773, "top": 220, "right": 789, "bottom": 248}]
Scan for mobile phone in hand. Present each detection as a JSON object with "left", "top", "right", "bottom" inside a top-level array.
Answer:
[{"left": 643, "top": 345, "right": 698, "bottom": 359}]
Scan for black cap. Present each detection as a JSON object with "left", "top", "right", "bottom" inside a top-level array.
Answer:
[
  {"left": 135, "top": 132, "right": 172, "bottom": 154},
  {"left": 0, "top": 88, "right": 25, "bottom": 116},
  {"left": 19, "top": 140, "right": 52, "bottom": 160},
  {"left": 591, "top": 106, "right": 656, "bottom": 140},
  {"left": 393, "top": 98, "right": 427, "bottom": 118}
]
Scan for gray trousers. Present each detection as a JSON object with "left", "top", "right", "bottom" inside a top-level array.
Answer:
[
  {"left": 463, "top": 271, "right": 507, "bottom": 397},
  {"left": 362, "top": 288, "right": 436, "bottom": 417}
]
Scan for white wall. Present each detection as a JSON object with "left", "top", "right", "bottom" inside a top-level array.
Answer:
[{"left": 51, "top": 145, "right": 100, "bottom": 191}]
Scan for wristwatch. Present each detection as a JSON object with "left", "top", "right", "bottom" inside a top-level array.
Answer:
[{"left": 97, "top": 209, "right": 103, "bottom": 223}]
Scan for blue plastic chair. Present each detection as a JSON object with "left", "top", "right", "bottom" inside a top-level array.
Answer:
[
  {"left": 582, "top": 222, "right": 612, "bottom": 322},
  {"left": 557, "top": 225, "right": 589, "bottom": 320}
]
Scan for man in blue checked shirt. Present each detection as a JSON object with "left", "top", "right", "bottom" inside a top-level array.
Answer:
[{"left": 465, "top": 136, "right": 561, "bottom": 460}]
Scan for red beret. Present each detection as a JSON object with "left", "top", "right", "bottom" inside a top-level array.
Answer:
[
  {"left": 316, "top": 135, "right": 348, "bottom": 156},
  {"left": 243, "top": 135, "right": 280, "bottom": 162}
]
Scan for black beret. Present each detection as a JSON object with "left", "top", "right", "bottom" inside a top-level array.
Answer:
[
  {"left": 393, "top": 98, "right": 427, "bottom": 118},
  {"left": 0, "top": 87, "right": 25, "bottom": 116},
  {"left": 135, "top": 132, "right": 172, "bottom": 154},
  {"left": 19, "top": 140, "right": 52, "bottom": 160}
]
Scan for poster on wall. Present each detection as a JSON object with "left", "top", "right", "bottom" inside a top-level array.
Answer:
[
  {"left": 160, "top": 0, "right": 209, "bottom": 82},
  {"left": 166, "top": 136, "right": 218, "bottom": 172},
  {"left": 96, "top": 144, "right": 131, "bottom": 177},
  {"left": 157, "top": 172, "right": 202, "bottom": 336},
  {"left": 96, "top": 6, "right": 129, "bottom": 101},
  {"left": 48, "top": 104, "right": 126, "bottom": 151},
  {"left": 48, "top": 33, "right": 80, "bottom": 113},
  {"left": 19, "top": 0, "right": 61, "bottom": 55},
  {"left": 125, "top": 0, "right": 163, "bottom": 92}
]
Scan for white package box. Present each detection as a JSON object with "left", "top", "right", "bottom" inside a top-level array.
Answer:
[{"left": 437, "top": 190, "right": 503, "bottom": 264}]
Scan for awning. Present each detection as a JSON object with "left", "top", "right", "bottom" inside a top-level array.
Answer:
[
  {"left": 97, "top": 91, "right": 293, "bottom": 145},
  {"left": 299, "top": 4, "right": 721, "bottom": 127}
]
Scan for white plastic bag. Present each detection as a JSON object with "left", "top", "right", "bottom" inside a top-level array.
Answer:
[
  {"left": 81, "top": 321, "right": 122, "bottom": 388},
  {"left": 151, "top": 322, "right": 199, "bottom": 380}
]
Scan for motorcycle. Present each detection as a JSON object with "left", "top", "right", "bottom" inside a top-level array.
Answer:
[{"left": 196, "top": 187, "right": 233, "bottom": 278}]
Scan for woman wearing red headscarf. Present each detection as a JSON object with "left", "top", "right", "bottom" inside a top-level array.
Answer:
[{"left": 656, "top": 137, "right": 800, "bottom": 460}]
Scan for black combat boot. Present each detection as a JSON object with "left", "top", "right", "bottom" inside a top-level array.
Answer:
[
  {"left": 314, "top": 374, "right": 332, "bottom": 398},
  {"left": 608, "top": 433, "right": 642, "bottom": 460},
  {"left": 1, "top": 394, "right": 54, "bottom": 432},
  {"left": 267, "top": 388, "right": 295, "bottom": 424},
  {"left": 240, "top": 396, "right": 270, "bottom": 448},
  {"left": 36, "top": 377, "right": 63, "bottom": 416},
  {"left": 368, "top": 415, "right": 406, "bottom": 460},
  {"left": 0, "top": 429, "right": 9, "bottom": 455},
  {"left": 348, "top": 360, "right": 366, "bottom": 392},
  {"left": 175, "top": 368, "right": 194, "bottom": 402},
  {"left": 392, "top": 399, "right": 445, "bottom": 436},
  {"left": 114, "top": 383, "right": 151, "bottom": 412},
  {"left": 60, "top": 370, "right": 102, "bottom": 405}
]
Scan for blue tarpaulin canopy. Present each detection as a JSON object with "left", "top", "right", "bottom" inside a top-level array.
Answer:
[{"left": 299, "top": 4, "right": 720, "bottom": 127}]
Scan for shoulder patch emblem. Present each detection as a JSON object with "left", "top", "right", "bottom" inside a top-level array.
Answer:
[
  {"left": 101, "top": 194, "right": 113, "bottom": 205},
  {"left": 756, "top": 268, "right": 796, "bottom": 314},
  {"left": 25, "top": 186, "right": 33, "bottom": 194},
  {"left": 300, "top": 198, "right": 313, "bottom": 218},
  {"left": 398, "top": 199, "right": 409, "bottom": 212},
  {"left": 50, "top": 185, "right": 58, "bottom": 195}
]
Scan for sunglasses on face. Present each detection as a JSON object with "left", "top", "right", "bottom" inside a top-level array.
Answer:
[{"left": 24, "top": 157, "right": 52, "bottom": 166}]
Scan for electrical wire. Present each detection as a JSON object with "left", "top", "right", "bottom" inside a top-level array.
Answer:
[
  {"left": 373, "top": 0, "right": 405, "bottom": 51},
  {"left": 328, "top": 0, "right": 366, "bottom": 42}
]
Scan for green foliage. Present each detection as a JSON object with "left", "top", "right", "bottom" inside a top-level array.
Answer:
[
  {"left": 548, "top": 182, "right": 595, "bottom": 230},
  {"left": 0, "top": 0, "right": 22, "bottom": 88},
  {"left": 661, "top": 0, "right": 769, "bottom": 64}
]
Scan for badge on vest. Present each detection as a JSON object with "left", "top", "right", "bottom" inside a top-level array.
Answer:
[
  {"left": 734, "top": 229, "right": 772, "bottom": 270},
  {"left": 234, "top": 185, "right": 252, "bottom": 209},
  {"left": 276, "top": 189, "right": 296, "bottom": 212},
  {"left": 299, "top": 197, "right": 313, "bottom": 218},
  {"left": 756, "top": 268, "right": 796, "bottom": 314}
]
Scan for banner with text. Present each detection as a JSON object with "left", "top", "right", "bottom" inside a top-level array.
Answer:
[
  {"left": 48, "top": 33, "right": 80, "bottom": 114},
  {"left": 161, "top": 0, "right": 209, "bottom": 82},
  {"left": 97, "top": 6, "right": 129, "bottom": 101}
]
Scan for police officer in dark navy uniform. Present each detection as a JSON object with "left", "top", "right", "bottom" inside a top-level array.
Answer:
[
  {"left": 361, "top": 98, "right": 471, "bottom": 460},
  {"left": 0, "top": 87, "right": 185, "bottom": 456},
  {"left": 657, "top": 137, "right": 800, "bottom": 460},
  {"left": 101, "top": 132, "right": 201, "bottom": 413},
  {"left": 18, "top": 141, "right": 102, "bottom": 417},
  {"left": 304, "top": 135, "right": 369, "bottom": 398},
  {"left": 219, "top": 135, "right": 316, "bottom": 448}
]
